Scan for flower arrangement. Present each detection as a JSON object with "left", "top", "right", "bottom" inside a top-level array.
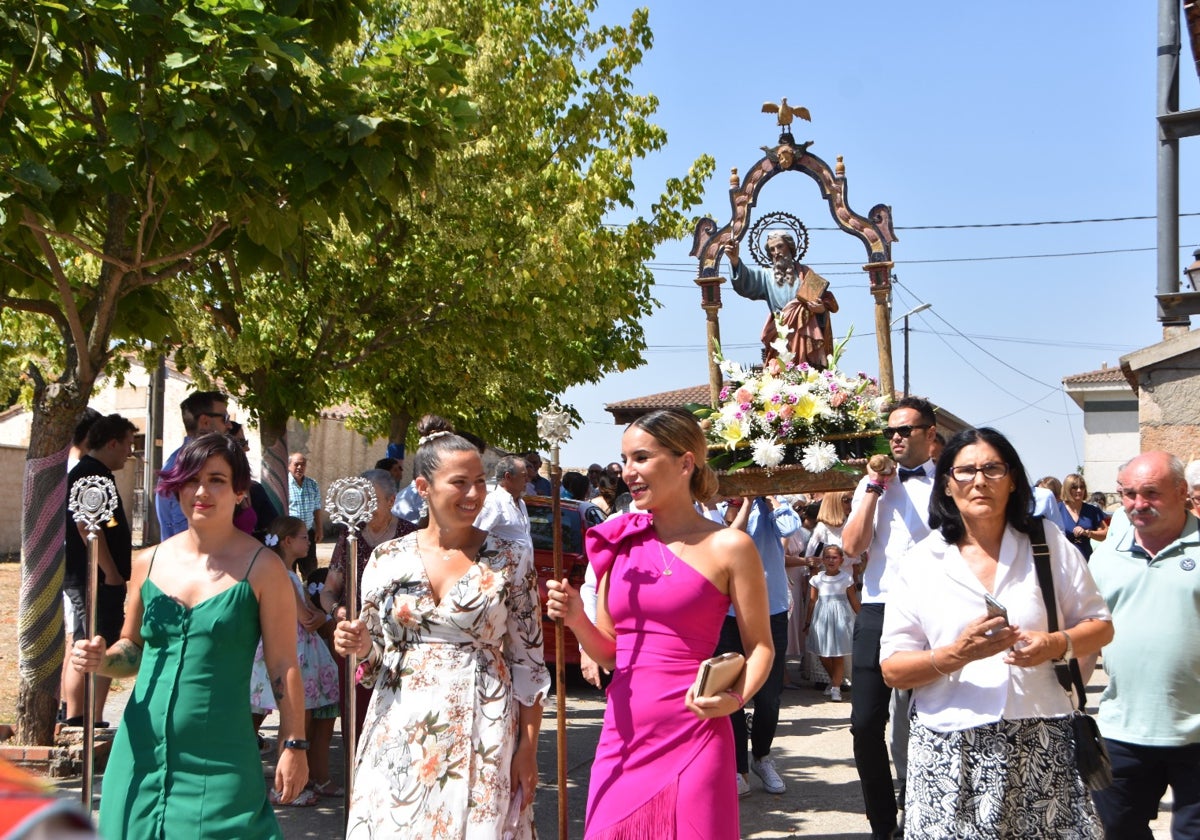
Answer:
[{"left": 695, "top": 316, "right": 887, "bottom": 473}]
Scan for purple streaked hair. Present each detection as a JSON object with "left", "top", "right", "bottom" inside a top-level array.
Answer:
[{"left": 157, "top": 432, "right": 251, "bottom": 499}]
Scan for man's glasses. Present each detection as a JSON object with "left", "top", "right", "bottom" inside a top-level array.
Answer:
[
  {"left": 882, "top": 424, "right": 932, "bottom": 439},
  {"left": 202, "top": 411, "right": 230, "bottom": 423},
  {"left": 949, "top": 462, "right": 1010, "bottom": 483}
]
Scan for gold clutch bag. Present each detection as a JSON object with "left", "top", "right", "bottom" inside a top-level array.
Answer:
[{"left": 692, "top": 652, "right": 746, "bottom": 698}]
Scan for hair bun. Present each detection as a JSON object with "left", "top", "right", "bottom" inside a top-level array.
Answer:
[
  {"left": 416, "top": 414, "right": 455, "bottom": 444},
  {"left": 691, "top": 463, "right": 720, "bottom": 503}
]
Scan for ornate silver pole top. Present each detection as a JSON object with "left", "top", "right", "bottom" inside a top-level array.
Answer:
[
  {"left": 325, "top": 477, "right": 378, "bottom": 535},
  {"left": 536, "top": 403, "right": 573, "bottom": 449},
  {"left": 68, "top": 476, "right": 118, "bottom": 534}
]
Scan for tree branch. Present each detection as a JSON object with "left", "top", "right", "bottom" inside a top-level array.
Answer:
[
  {"left": 18, "top": 215, "right": 132, "bottom": 275},
  {"left": 0, "top": 293, "right": 70, "bottom": 334},
  {"left": 19, "top": 206, "right": 93, "bottom": 382},
  {"left": 131, "top": 219, "right": 230, "bottom": 279}
]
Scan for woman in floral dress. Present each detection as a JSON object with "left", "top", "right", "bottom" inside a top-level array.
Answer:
[{"left": 334, "top": 416, "right": 550, "bottom": 838}]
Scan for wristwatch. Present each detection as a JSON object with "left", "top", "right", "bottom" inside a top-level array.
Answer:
[
  {"left": 281, "top": 739, "right": 310, "bottom": 751},
  {"left": 1056, "top": 631, "right": 1073, "bottom": 662}
]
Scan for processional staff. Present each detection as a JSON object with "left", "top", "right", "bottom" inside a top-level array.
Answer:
[
  {"left": 537, "top": 403, "right": 573, "bottom": 840},
  {"left": 68, "top": 475, "right": 118, "bottom": 815},
  {"left": 324, "top": 477, "right": 377, "bottom": 821}
]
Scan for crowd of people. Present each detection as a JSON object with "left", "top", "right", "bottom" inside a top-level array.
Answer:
[{"left": 56, "top": 390, "right": 1200, "bottom": 839}]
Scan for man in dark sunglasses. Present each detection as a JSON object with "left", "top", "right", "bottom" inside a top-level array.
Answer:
[
  {"left": 155, "top": 390, "right": 230, "bottom": 540},
  {"left": 842, "top": 396, "right": 938, "bottom": 839}
]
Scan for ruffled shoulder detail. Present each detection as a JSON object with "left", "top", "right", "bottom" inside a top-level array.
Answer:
[{"left": 585, "top": 512, "right": 655, "bottom": 581}]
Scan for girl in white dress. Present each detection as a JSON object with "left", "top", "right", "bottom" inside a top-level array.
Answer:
[{"left": 805, "top": 546, "right": 860, "bottom": 701}]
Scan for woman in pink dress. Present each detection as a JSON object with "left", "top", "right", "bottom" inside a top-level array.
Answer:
[{"left": 547, "top": 409, "right": 774, "bottom": 839}]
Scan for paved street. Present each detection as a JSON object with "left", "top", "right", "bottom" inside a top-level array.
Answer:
[{"left": 56, "top": 666, "right": 1172, "bottom": 838}]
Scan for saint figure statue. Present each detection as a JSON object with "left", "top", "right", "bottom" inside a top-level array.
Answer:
[{"left": 726, "top": 230, "right": 839, "bottom": 368}]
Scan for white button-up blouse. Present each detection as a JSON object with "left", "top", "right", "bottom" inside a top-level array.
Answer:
[{"left": 881, "top": 521, "right": 1111, "bottom": 732}]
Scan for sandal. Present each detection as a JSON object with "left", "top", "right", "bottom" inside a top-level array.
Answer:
[
  {"left": 270, "top": 788, "right": 318, "bottom": 807},
  {"left": 310, "top": 779, "right": 344, "bottom": 798}
]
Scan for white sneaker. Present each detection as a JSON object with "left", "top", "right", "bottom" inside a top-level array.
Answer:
[
  {"left": 750, "top": 756, "right": 786, "bottom": 794},
  {"left": 830, "top": 686, "right": 842, "bottom": 702},
  {"left": 736, "top": 773, "right": 750, "bottom": 798},
  {"left": 823, "top": 685, "right": 834, "bottom": 696}
]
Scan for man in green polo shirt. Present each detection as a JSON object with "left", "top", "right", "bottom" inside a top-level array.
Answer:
[{"left": 1089, "top": 450, "right": 1200, "bottom": 839}]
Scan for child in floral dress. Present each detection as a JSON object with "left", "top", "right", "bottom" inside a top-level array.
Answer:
[{"left": 250, "top": 516, "right": 341, "bottom": 804}]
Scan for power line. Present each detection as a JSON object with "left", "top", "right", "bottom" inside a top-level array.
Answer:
[
  {"left": 887, "top": 286, "right": 1075, "bottom": 417},
  {"left": 893, "top": 279, "right": 1063, "bottom": 392},
  {"left": 647, "top": 242, "right": 1200, "bottom": 274},
  {"left": 605, "top": 210, "right": 1200, "bottom": 231},
  {"left": 646, "top": 331, "right": 1136, "bottom": 354}
]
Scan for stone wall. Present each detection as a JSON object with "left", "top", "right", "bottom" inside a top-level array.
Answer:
[
  {"left": 0, "top": 446, "right": 25, "bottom": 558},
  {"left": 1132, "top": 346, "right": 1200, "bottom": 460}
]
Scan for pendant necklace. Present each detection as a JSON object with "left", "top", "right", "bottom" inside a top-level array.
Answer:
[
  {"left": 417, "top": 536, "right": 472, "bottom": 564},
  {"left": 658, "top": 539, "right": 678, "bottom": 578}
]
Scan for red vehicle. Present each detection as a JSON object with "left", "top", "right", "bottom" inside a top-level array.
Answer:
[{"left": 526, "top": 496, "right": 606, "bottom": 666}]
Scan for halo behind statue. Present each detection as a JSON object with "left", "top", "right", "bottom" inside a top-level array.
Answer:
[{"left": 746, "top": 211, "right": 809, "bottom": 268}]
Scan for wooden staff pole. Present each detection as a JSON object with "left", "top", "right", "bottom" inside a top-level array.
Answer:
[
  {"left": 82, "top": 525, "right": 98, "bottom": 813},
  {"left": 549, "top": 452, "right": 567, "bottom": 840},
  {"left": 68, "top": 476, "right": 116, "bottom": 816},
  {"left": 324, "top": 477, "right": 377, "bottom": 825},
  {"left": 343, "top": 529, "right": 359, "bottom": 820}
]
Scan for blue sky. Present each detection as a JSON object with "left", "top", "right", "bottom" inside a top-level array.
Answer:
[{"left": 556, "top": 2, "right": 1200, "bottom": 489}]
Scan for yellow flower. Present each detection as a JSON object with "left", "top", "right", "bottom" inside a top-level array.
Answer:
[
  {"left": 794, "top": 393, "right": 819, "bottom": 421},
  {"left": 720, "top": 419, "right": 745, "bottom": 448}
]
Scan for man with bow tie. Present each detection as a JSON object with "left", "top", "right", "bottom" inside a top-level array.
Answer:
[{"left": 842, "top": 397, "right": 939, "bottom": 839}]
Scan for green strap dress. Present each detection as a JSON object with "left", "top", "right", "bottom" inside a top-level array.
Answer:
[{"left": 99, "top": 550, "right": 281, "bottom": 839}]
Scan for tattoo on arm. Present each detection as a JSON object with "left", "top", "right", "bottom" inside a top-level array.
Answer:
[
  {"left": 105, "top": 639, "right": 142, "bottom": 675},
  {"left": 271, "top": 676, "right": 285, "bottom": 703}
]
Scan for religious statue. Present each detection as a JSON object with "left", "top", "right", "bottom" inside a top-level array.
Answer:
[{"left": 726, "top": 230, "right": 839, "bottom": 368}]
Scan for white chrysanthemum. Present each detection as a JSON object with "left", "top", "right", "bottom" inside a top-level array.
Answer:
[
  {"left": 752, "top": 438, "right": 786, "bottom": 468},
  {"left": 801, "top": 441, "right": 839, "bottom": 473}
]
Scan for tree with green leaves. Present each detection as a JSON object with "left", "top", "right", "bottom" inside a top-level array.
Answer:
[
  {"left": 164, "top": 0, "right": 713, "bottom": 494},
  {"left": 0, "top": 0, "right": 472, "bottom": 743},
  {"left": 339, "top": 1, "right": 714, "bottom": 449}
]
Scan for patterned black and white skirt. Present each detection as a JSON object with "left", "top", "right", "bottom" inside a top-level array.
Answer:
[{"left": 906, "top": 715, "right": 1103, "bottom": 839}]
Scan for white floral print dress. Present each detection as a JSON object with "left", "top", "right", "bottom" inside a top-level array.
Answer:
[{"left": 348, "top": 531, "right": 550, "bottom": 839}]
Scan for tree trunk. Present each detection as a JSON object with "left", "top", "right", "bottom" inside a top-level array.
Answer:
[
  {"left": 17, "top": 380, "right": 90, "bottom": 744},
  {"left": 257, "top": 411, "right": 290, "bottom": 521}
]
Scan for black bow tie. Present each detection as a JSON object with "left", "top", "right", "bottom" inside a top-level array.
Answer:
[{"left": 899, "top": 466, "right": 926, "bottom": 483}]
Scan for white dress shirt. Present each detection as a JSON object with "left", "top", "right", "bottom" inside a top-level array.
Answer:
[
  {"left": 474, "top": 486, "right": 531, "bottom": 548},
  {"left": 851, "top": 459, "right": 934, "bottom": 604}
]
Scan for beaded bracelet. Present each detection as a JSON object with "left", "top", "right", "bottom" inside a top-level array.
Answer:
[
  {"left": 725, "top": 690, "right": 745, "bottom": 709},
  {"left": 865, "top": 482, "right": 887, "bottom": 496}
]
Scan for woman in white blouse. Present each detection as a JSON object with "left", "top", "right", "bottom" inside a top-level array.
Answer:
[{"left": 880, "top": 427, "right": 1112, "bottom": 839}]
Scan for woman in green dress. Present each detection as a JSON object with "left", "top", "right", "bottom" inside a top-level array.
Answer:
[{"left": 73, "top": 433, "right": 308, "bottom": 838}]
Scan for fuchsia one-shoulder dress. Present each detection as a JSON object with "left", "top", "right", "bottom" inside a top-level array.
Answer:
[{"left": 584, "top": 514, "right": 739, "bottom": 839}]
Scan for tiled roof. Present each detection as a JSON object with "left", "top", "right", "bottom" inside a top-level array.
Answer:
[
  {"left": 604, "top": 384, "right": 718, "bottom": 412},
  {"left": 1061, "top": 367, "right": 1128, "bottom": 386}
]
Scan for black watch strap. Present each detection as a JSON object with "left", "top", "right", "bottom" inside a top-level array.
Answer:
[{"left": 282, "top": 739, "right": 310, "bottom": 751}]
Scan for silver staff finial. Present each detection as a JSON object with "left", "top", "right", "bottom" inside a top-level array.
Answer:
[
  {"left": 325, "top": 477, "right": 378, "bottom": 532},
  {"left": 536, "top": 402, "right": 573, "bottom": 448},
  {"left": 68, "top": 476, "right": 118, "bottom": 533}
]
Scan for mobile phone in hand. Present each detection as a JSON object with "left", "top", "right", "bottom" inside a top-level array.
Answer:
[{"left": 983, "top": 593, "right": 1008, "bottom": 627}]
